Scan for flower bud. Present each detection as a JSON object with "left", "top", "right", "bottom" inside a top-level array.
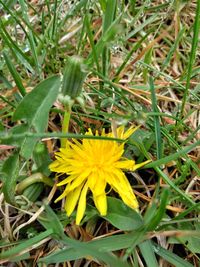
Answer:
[{"left": 61, "top": 56, "right": 87, "bottom": 100}]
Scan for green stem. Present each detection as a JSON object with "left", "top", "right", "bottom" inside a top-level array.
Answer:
[
  {"left": 0, "top": 131, "right": 122, "bottom": 141},
  {"left": 61, "top": 106, "right": 71, "bottom": 148},
  {"left": 16, "top": 173, "right": 54, "bottom": 194}
]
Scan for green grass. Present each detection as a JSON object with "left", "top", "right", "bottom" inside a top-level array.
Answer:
[{"left": 0, "top": 1, "right": 200, "bottom": 266}]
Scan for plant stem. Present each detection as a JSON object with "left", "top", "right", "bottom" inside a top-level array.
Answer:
[
  {"left": 61, "top": 106, "right": 71, "bottom": 148},
  {"left": 16, "top": 173, "right": 54, "bottom": 194}
]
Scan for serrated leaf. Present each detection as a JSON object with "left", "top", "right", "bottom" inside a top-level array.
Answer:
[
  {"left": 0, "top": 152, "right": 19, "bottom": 204},
  {"left": 12, "top": 75, "right": 60, "bottom": 158},
  {"left": 103, "top": 197, "right": 143, "bottom": 231}
]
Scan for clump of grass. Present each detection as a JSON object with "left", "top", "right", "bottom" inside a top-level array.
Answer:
[{"left": 0, "top": 1, "right": 200, "bottom": 266}]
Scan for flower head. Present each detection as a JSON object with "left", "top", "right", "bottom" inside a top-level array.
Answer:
[{"left": 49, "top": 126, "right": 150, "bottom": 224}]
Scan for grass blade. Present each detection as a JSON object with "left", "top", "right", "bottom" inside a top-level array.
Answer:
[
  {"left": 0, "top": 229, "right": 53, "bottom": 261},
  {"left": 153, "top": 243, "right": 193, "bottom": 267},
  {"left": 144, "top": 139, "right": 200, "bottom": 170},
  {"left": 139, "top": 240, "right": 159, "bottom": 267},
  {"left": 180, "top": 0, "right": 200, "bottom": 118},
  {"left": 3, "top": 52, "right": 26, "bottom": 96},
  {"left": 149, "top": 76, "right": 162, "bottom": 159}
]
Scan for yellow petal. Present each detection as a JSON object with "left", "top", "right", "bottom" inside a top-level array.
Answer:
[
  {"left": 49, "top": 160, "right": 61, "bottom": 171},
  {"left": 116, "top": 125, "right": 124, "bottom": 138},
  {"left": 101, "top": 128, "right": 106, "bottom": 136},
  {"left": 120, "top": 191, "right": 139, "bottom": 209},
  {"left": 76, "top": 183, "right": 88, "bottom": 225},
  {"left": 88, "top": 171, "right": 106, "bottom": 195},
  {"left": 108, "top": 169, "right": 133, "bottom": 191},
  {"left": 93, "top": 193, "right": 107, "bottom": 216},
  {"left": 67, "top": 141, "right": 87, "bottom": 160},
  {"left": 114, "top": 160, "right": 135, "bottom": 170},
  {"left": 85, "top": 128, "right": 93, "bottom": 135},
  {"left": 55, "top": 183, "right": 71, "bottom": 202},
  {"left": 49, "top": 125, "right": 147, "bottom": 221},
  {"left": 72, "top": 138, "right": 82, "bottom": 148},
  {"left": 130, "top": 159, "right": 151, "bottom": 171},
  {"left": 107, "top": 172, "right": 138, "bottom": 209},
  {"left": 64, "top": 184, "right": 83, "bottom": 216},
  {"left": 64, "top": 172, "right": 88, "bottom": 193},
  {"left": 56, "top": 175, "right": 77, "bottom": 186},
  {"left": 122, "top": 125, "right": 140, "bottom": 139}
]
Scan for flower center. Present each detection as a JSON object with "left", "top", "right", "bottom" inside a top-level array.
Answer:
[{"left": 90, "top": 162, "right": 103, "bottom": 170}]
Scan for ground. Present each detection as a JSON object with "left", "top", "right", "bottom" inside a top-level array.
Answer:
[{"left": 0, "top": 1, "right": 200, "bottom": 267}]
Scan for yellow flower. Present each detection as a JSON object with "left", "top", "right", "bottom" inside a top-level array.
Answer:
[{"left": 49, "top": 126, "right": 150, "bottom": 224}]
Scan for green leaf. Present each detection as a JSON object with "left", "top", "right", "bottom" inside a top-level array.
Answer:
[
  {"left": 12, "top": 75, "right": 60, "bottom": 158},
  {"left": 161, "top": 27, "right": 185, "bottom": 71},
  {"left": 153, "top": 243, "right": 193, "bottom": 267},
  {"left": 143, "top": 201, "right": 158, "bottom": 226},
  {"left": 0, "top": 19, "right": 34, "bottom": 73},
  {"left": 20, "top": 137, "right": 38, "bottom": 160},
  {"left": 99, "top": 0, "right": 106, "bottom": 11},
  {"left": 90, "top": 231, "right": 142, "bottom": 252},
  {"left": 0, "top": 229, "right": 53, "bottom": 260},
  {"left": 145, "top": 188, "right": 169, "bottom": 231},
  {"left": 101, "top": 0, "right": 117, "bottom": 76},
  {"left": 102, "top": 0, "right": 116, "bottom": 33},
  {"left": 39, "top": 247, "right": 89, "bottom": 264},
  {"left": 13, "top": 75, "right": 60, "bottom": 131},
  {"left": 139, "top": 240, "right": 159, "bottom": 267},
  {"left": 39, "top": 204, "right": 66, "bottom": 239},
  {"left": 40, "top": 244, "right": 130, "bottom": 267},
  {"left": 0, "top": 152, "right": 19, "bottom": 204},
  {"left": 3, "top": 52, "right": 26, "bottom": 96},
  {"left": 5, "top": 0, "right": 17, "bottom": 8},
  {"left": 41, "top": 228, "right": 148, "bottom": 266},
  {"left": 39, "top": 205, "right": 131, "bottom": 267},
  {"left": 103, "top": 197, "right": 143, "bottom": 230},
  {"left": 33, "top": 142, "right": 52, "bottom": 176},
  {"left": 184, "top": 225, "right": 200, "bottom": 254},
  {"left": 155, "top": 167, "right": 195, "bottom": 206},
  {"left": 86, "top": 16, "right": 121, "bottom": 66},
  {"left": 179, "top": 0, "right": 200, "bottom": 118},
  {"left": 126, "top": 13, "right": 160, "bottom": 40},
  {"left": 9, "top": 252, "right": 30, "bottom": 262},
  {"left": 149, "top": 76, "right": 162, "bottom": 159},
  {"left": 144, "top": 139, "right": 200, "bottom": 170},
  {"left": 169, "top": 223, "right": 200, "bottom": 254},
  {"left": 2, "top": 124, "right": 29, "bottom": 146}
]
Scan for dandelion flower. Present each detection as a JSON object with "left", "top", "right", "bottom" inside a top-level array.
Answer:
[{"left": 49, "top": 126, "right": 150, "bottom": 224}]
